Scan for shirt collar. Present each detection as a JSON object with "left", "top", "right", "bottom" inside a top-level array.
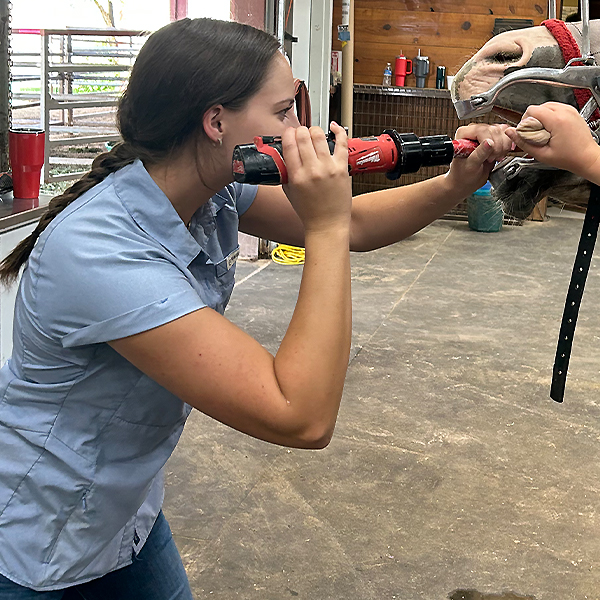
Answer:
[{"left": 113, "top": 159, "right": 203, "bottom": 266}]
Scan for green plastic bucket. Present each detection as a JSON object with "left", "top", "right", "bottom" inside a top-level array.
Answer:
[{"left": 467, "top": 182, "right": 503, "bottom": 232}]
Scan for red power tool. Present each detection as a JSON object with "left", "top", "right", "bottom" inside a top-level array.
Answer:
[{"left": 232, "top": 129, "right": 479, "bottom": 185}]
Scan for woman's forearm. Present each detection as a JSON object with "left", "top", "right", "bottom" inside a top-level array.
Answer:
[
  {"left": 273, "top": 226, "right": 352, "bottom": 447},
  {"left": 349, "top": 173, "right": 460, "bottom": 252}
]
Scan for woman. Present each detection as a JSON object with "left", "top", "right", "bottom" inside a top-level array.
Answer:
[{"left": 0, "top": 17, "right": 512, "bottom": 599}]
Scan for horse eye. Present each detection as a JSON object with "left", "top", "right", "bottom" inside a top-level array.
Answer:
[{"left": 487, "top": 51, "right": 522, "bottom": 64}]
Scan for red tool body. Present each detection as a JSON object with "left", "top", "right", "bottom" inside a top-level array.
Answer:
[{"left": 232, "top": 129, "right": 479, "bottom": 185}]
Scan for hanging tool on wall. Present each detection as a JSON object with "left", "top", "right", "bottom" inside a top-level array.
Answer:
[{"left": 232, "top": 130, "right": 479, "bottom": 185}]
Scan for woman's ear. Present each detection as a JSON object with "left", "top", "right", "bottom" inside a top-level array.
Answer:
[{"left": 202, "top": 105, "right": 224, "bottom": 145}]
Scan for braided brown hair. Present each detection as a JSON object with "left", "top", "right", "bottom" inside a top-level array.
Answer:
[{"left": 0, "top": 18, "right": 280, "bottom": 285}]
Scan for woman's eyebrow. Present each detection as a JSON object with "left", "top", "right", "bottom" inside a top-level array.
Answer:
[{"left": 275, "top": 98, "right": 295, "bottom": 108}]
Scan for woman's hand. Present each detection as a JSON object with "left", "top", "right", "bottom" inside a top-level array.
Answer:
[
  {"left": 505, "top": 102, "right": 600, "bottom": 181},
  {"left": 281, "top": 122, "right": 352, "bottom": 234},
  {"left": 445, "top": 123, "right": 513, "bottom": 196}
]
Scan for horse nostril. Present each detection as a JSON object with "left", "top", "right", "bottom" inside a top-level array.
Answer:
[{"left": 487, "top": 50, "right": 523, "bottom": 64}]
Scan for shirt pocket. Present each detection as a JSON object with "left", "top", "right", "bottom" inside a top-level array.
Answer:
[
  {"left": 42, "top": 486, "right": 91, "bottom": 565},
  {"left": 213, "top": 246, "right": 239, "bottom": 307},
  {"left": 215, "top": 245, "right": 240, "bottom": 278}
]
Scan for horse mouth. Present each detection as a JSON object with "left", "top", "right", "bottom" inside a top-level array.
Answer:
[
  {"left": 491, "top": 106, "right": 523, "bottom": 125},
  {"left": 486, "top": 106, "right": 537, "bottom": 219}
]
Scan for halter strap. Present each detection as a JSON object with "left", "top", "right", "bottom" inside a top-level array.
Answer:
[
  {"left": 540, "top": 19, "right": 600, "bottom": 401},
  {"left": 551, "top": 184, "right": 600, "bottom": 402},
  {"left": 542, "top": 19, "right": 600, "bottom": 119}
]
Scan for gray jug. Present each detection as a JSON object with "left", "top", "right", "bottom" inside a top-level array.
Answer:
[{"left": 414, "top": 49, "right": 429, "bottom": 88}]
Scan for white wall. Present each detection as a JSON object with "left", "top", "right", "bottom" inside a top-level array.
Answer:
[
  {"left": 0, "top": 224, "right": 36, "bottom": 366},
  {"left": 11, "top": 0, "right": 232, "bottom": 77},
  {"left": 12, "top": 0, "right": 231, "bottom": 31},
  {"left": 12, "top": 0, "right": 168, "bottom": 30},
  {"left": 189, "top": 0, "right": 230, "bottom": 20}
]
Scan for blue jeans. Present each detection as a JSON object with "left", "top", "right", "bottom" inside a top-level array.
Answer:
[{"left": 0, "top": 511, "right": 193, "bottom": 600}]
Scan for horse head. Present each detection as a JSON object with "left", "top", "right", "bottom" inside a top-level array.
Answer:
[{"left": 452, "top": 20, "right": 598, "bottom": 218}]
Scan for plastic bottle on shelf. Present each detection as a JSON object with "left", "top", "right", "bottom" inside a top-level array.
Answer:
[{"left": 382, "top": 62, "right": 392, "bottom": 86}]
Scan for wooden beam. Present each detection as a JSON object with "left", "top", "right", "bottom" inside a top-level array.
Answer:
[
  {"left": 336, "top": 0, "right": 547, "bottom": 16},
  {"left": 231, "top": 0, "right": 266, "bottom": 29},
  {"left": 170, "top": 0, "right": 188, "bottom": 21}
]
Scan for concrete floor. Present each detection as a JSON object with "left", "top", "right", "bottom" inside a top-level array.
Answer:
[{"left": 163, "top": 210, "right": 600, "bottom": 600}]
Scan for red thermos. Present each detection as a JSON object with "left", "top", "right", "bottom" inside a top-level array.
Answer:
[
  {"left": 394, "top": 54, "right": 412, "bottom": 87},
  {"left": 9, "top": 128, "right": 45, "bottom": 199}
]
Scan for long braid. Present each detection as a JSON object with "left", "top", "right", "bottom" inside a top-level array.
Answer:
[{"left": 0, "top": 142, "right": 137, "bottom": 286}]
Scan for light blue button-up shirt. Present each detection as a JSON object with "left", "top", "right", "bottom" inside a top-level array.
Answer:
[{"left": 0, "top": 160, "right": 257, "bottom": 591}]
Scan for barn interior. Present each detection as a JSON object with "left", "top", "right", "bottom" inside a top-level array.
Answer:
[{"left": 2, "top": 1, "right": 600, "bottom": 599}]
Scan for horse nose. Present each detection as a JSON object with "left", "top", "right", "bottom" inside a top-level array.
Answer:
[{"left": 485, "top": 49, "right": 523, "bottom": 65}]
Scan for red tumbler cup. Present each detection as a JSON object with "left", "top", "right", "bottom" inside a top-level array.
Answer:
[
  {"left": 394, "top": 55, "right": 413, "bottom": 87},
  {"left": 9, "top": 128, "right": 45, "bottom": 199}
]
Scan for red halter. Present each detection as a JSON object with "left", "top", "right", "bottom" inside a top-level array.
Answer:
[{"left": 542, "top": 18, "right": 599, "bottom": 119}]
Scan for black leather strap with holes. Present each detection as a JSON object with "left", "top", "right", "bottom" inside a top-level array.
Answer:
[{"left": 551, "top": 184, "right": 600, "bottom": 402}]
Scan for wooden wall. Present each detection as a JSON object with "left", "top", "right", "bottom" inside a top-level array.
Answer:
[
  {"left": 231, "top": 0, "right": 265, "bottom": 29},
  {"left": 332, "top": 0, "right": 551, "bottom": 86}
]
